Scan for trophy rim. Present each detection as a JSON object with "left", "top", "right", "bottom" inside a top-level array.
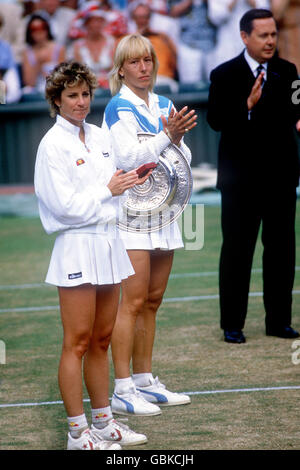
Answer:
[{"left": 117, "top": 132, "right": 193, "bottom": 233}]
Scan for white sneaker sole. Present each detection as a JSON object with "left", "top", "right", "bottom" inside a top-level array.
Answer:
[
  {"left": 112, "top": 407, "right": 162, "bottom": 417},
  {"left": 122, "top": 436, "right": 148, "bottom": 446},
  {"left": 137, "top": 389, "right": 191, "bottom": 407},
  {"left": 158, "top": 398, "right": 191, "bottom": 407}
]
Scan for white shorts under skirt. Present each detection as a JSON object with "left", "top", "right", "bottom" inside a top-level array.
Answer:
[
  {"left": 45, "top": 232, "right": 135, "bottom": 287},
  {"left": 119, "top": 221, "right": 184, "bottom": 251}
]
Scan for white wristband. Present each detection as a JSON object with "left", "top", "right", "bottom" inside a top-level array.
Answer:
[{"left": 165, "top": 128, "right": 173, "bottom": 141}]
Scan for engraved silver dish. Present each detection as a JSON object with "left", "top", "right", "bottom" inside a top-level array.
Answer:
[{"left": 117, "top": 132, "right": 193, "bottom": 233}]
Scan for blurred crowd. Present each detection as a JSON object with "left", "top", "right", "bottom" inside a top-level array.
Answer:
[{"left": 0, "top": 0, "right": 300, "bottom": 103}]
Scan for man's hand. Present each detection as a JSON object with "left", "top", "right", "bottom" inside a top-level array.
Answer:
[
  {"left": 296, "top": 119, "right": 300, "bottom": 132},
  {"left": 247, "top": 71, "right": 264, "bottom": 110}
]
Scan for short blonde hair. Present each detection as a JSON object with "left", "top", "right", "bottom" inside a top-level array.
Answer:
[
  {"left": 45, "top": 61, "right": 98, "bottom": 117},
  {"left": 109, "top": 34, "right": 159, "bottom": 96}
]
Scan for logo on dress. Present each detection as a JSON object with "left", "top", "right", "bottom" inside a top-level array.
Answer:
[
  {"left": 76, "top": 158, "right": 85, "bottom": 166},
  {"left": 68, "top": 272, "right": 82, "bottom": 280}
]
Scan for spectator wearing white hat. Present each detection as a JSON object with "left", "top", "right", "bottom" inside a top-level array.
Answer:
[{"left": 70, "top": 8, "right": 115, "bottom": 88}]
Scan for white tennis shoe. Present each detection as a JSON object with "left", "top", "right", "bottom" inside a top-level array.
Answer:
[
  {"left": 91, "top": 419, "right": 147, "bottom": 446},
  {"left": 111, "top": 385, "right": 161, "bottom": 416},
  {"left": 135, "top": 376, "right": 191, "bottom": 406},
  {"left": 67, "top": 428, "right": 122, "bottom": 450}
]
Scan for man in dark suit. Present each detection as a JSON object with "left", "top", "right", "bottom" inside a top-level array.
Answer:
[{"left": 207, "top": 8, "right": 300, "bottom": 343}]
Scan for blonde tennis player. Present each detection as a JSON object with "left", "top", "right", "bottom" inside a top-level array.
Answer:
[{"left": 103, "top": 34, "right": 197, "bottom": 416}]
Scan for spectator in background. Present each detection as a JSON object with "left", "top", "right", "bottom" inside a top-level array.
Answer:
[
  {"left": 0, "top": 35, "right": 22, "bottom": 103},
  {"left": 68, "top": 0, "right": 127, "bottom": 41},
  {"left": 60, "top": 0, "right": 79, "bottom": 8},
  {"left": 0, "top": 2, "right": 24, "bottom": 64},
  {"left": 207, "top": 0, "right": 271, "bottom": 73},
  {"left": 31, "top": 0, "right": 76, "bottom": 46},
  {"left": 168, "top": 0, "right": 216, "bottom": 84},
  {"left": 0, "top": 11, "right": 22, "bottom": 103},
  {"left": 129, "top": 1, "right": 178, "bottom": 91},
  {"left": 127, "top": 0, "right": 180, "bottom": 45},
  {"left": 70, "top": 9, "right": 115, "bottom": 88},
  {"left": 22, "top": 14, "right": 65, "bottom": 94},
  {"left": 99, "top": 0, "right": 128, "bottom": 37},
  {"left": 272, "top": 0, "right": 300, "bottom": 75}
]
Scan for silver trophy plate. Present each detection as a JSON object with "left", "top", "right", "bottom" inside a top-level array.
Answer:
[{"left": 117, "top": 132, "right": 193, "bottom": 233}]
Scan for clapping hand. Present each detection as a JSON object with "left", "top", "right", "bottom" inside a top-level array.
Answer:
[
  {"left": 247, "top": 71, "right": 265, "bottom": 110},
  {"left": 107, "top": 169, "right": 139, "bottom": 196},
  {"left": 161, "top": 106, "right": 197, "bottom": 146},
  {"left": 107, "top": 166, "right": 154, "bottom": 194}
]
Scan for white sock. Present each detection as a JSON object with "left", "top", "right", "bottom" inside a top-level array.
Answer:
[
  {"left": 132, "top": 372, "right": 154, "bottom": 387},
  {"left": 67, "top": 413, "right": 88, "bottom": 438},
  {"left": 91, "top": 406, "right": 113, "bottom": 429},
  {"left": 114, "top": 376, "right": 135, "bottom": 393}
]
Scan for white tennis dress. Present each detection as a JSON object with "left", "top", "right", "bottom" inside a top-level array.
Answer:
[
  {"left": 103, "top": 85, "right": 192, "bottom": 250},
  {"left": 34, "top": 115, "right": 134, "bottom": 287}
]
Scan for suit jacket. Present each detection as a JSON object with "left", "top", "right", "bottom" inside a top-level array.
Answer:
[{"left": 207, "top": 51, "right": 300, "bottom": 191}]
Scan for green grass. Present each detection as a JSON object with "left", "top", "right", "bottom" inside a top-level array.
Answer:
[{"left": 0, "top": 202, "right": 300, "bottom": 450}]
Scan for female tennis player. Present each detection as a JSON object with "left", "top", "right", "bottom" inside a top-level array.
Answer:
[
  {"left": 34, "top": 61, "right": 149, "bottom": 449},
  {"left": 103, "top": 34, "right": 197, "bottom": 417}
]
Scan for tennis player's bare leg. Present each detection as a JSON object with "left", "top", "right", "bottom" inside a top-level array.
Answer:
[
  {"left": 84, "top": 283, "right": 120, "bottom": 409},
  {"left": 132, "top": 249, "right": 174, "bottom": 374},
  {"left": 111, "top": 249, "right": 174, "bottom": 379},
  {"left": 111, "top": 250, "right": 151, "bottom": 379},
  {"left": 58, "top": 283, "right": 119, "bottom": 417}
]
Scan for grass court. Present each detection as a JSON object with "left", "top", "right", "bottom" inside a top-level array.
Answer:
[{"left": 0, "top": 202, "right": 300, "bottom": 450}]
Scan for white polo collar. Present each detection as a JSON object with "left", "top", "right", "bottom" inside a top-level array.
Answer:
[
  {"left": 119, "top": 84, "right": 158, "bottom": 107},
  {"left": 56, "top": 114, "right": 88, "bottom": 137}
]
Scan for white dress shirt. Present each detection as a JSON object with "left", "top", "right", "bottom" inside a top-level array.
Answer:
[{"left": 244, "top": 49, "right": 268, "bottom": 80}]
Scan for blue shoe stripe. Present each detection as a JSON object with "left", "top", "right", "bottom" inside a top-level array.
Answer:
[
  {"left": 137, "top": 388, "right": 168, "bottom": 403},
  {"left": 113, "top": 393, "right": 134, "bottom": 414}
]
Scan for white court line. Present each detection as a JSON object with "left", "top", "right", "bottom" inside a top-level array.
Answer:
[
  {"left": 0, "top": 267, "right": 300, "bottom": 290},
  {"left": 0, "top": 305, "right": 60, "bottom": 313},
  {"left": 1, "top": 385, "right": 300, "bottom": 410},
  {"left": 164, "top": 290, "right": 300, "bottom": 303},
  {"left": 0, "top": 283, "right": 44, "bottom": 290},
  {"left": 170, "top": 266, "right": 300, "bottom": 279},
  {"left": 1, "top": 290, "right": 300, "bottom": 313}
]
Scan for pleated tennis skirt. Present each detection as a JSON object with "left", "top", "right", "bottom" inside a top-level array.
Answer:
[
  {"left": 119, "top": 221, "right": 184, "bottom": 250},
  {"left": 45, "top": 230, "right": 135, "bottom": 287}
]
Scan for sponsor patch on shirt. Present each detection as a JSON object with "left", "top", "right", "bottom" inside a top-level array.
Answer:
[
  {"left": 102, "top": 152, "right": 109, "bottom": 158},
  {"left": 76, "top": 158, "right": 85, "bottom": 166},
  {"left": 68, "top": 272, "right": 82, "bottom": 280}
]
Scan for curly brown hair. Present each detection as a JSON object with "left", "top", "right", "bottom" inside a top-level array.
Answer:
[{"left": 45, "top": 61, "right": 98, "bottom": 117}]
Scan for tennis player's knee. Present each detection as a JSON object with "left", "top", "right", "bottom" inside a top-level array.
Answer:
[
  {"left": 125, "top": 292, "right": 148, "bottom": 315},
  {"left": 147, "top": 289, "right": 164, "bottom": 312},
  {"left": 91, "top": 330, "right": 112, "bottom": 352},
  {"left": 63, "top": 332, "right": 92, "bottom": 358}
]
